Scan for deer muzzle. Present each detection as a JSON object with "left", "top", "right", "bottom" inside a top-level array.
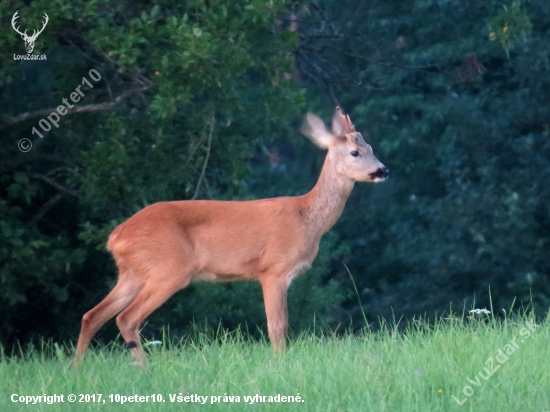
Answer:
[{"left": 369, "top": 166, "right": 389, "bottom": 181}]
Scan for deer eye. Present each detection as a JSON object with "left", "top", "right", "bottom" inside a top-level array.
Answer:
[{"left": 350, "top": 151, "right": 360, "bottom": 157}]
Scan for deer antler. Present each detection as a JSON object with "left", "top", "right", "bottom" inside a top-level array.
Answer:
[
  {"left": 11, "top": 11, "right": 26, "bottom": 37},
  {"left": 29, "top": 13, "right": 49, "bottom": 41},
  {"left": 336, "top": 106, "right": 356, "bottom": 133},
  {"left": 11, "top": 11, "right": 48, "bottom": 41}
]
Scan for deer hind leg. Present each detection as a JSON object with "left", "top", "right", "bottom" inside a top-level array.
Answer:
[
  {"left": 260, "top": 276, "right": 289, "bottom": 354},
  {"left": 74, "top": 272, "right": 144, "bottom": 367},
  {"left": 115, "top": 265, "right": 192, "bottom": 365}
]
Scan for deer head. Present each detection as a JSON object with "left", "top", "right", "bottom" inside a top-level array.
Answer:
[
  {"left": 302, "top": 106, "right": 389, "bottom": 182},
  {"left": 12, "top": 11, "right": 49, "bottom": 54}
]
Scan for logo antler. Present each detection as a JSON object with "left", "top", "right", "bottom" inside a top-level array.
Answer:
[{"left": 12, "top": 10, "right": 49, "bottom": 54}]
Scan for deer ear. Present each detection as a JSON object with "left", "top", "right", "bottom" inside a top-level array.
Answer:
[
  {"left": 301, "top": 113, "right": 334, "bottom": 149},
  {"left": 332, "top": 107, "right": 345, "bottom": 136}
]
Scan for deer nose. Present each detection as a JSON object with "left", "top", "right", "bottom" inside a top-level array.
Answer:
[{"left": 370, "top": 167, "right": 389, "bottom": 180}]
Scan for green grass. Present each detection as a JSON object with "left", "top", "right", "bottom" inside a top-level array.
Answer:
[{"left": 1, "top": 313, "right": 550, "bottom": 411}]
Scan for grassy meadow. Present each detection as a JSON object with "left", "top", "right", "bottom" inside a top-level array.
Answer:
[{"left": 1, "top": 312, "right": 550, "bottom": 412}]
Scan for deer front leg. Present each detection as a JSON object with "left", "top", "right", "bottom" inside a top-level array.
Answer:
[{"left": 260, "top": 276, "right": 289, "bottom": 353}]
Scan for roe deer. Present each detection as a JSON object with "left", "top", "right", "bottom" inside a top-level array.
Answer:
[{"left": 73, "top": 107, "right": 388, "bottom": 366}]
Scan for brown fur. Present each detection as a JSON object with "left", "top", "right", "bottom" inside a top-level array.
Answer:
[{"left": 73, "top": 107, "right": 387, "bottom": 367}]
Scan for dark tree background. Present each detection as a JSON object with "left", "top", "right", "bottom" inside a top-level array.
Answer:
[{"left": 0, "top": 0, "right": 548, "bottom": 349}]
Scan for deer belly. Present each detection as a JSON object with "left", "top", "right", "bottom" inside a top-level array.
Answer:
[{"left": 193, "top": 243, "right": 269, "bottom": 282}]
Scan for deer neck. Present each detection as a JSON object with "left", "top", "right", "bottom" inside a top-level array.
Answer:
[{"left": 303, "top": 154, "right": 355, "bottom": 237}]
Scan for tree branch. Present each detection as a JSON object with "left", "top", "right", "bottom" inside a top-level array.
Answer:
[
  {"left": 28, "top": 192, "right": 65, "bottom": 226},
  {"left": 192, "top": 111, "right": 215, "bottom": 200},
  {"left": 4, "top": 86, "right": 150, "bottom": 124},
  {"left": 29, "top": 173, "right": 80, "bottom": 197}
]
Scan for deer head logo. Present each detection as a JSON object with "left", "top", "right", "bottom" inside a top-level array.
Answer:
[{"left": 11, "top": 10, "right": 49, "bottom": 54}]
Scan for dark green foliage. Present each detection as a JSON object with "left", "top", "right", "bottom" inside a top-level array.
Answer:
[{"left": 296, "top": 0, "right": 550, "bottom": 323}]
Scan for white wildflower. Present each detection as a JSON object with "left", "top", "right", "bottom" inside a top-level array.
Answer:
[
  {"left": 143, "top": 340, "right": 162, "bottom": 346},
  {"left": 469, "top": 308, "right": 491, "bottom": 315}
]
